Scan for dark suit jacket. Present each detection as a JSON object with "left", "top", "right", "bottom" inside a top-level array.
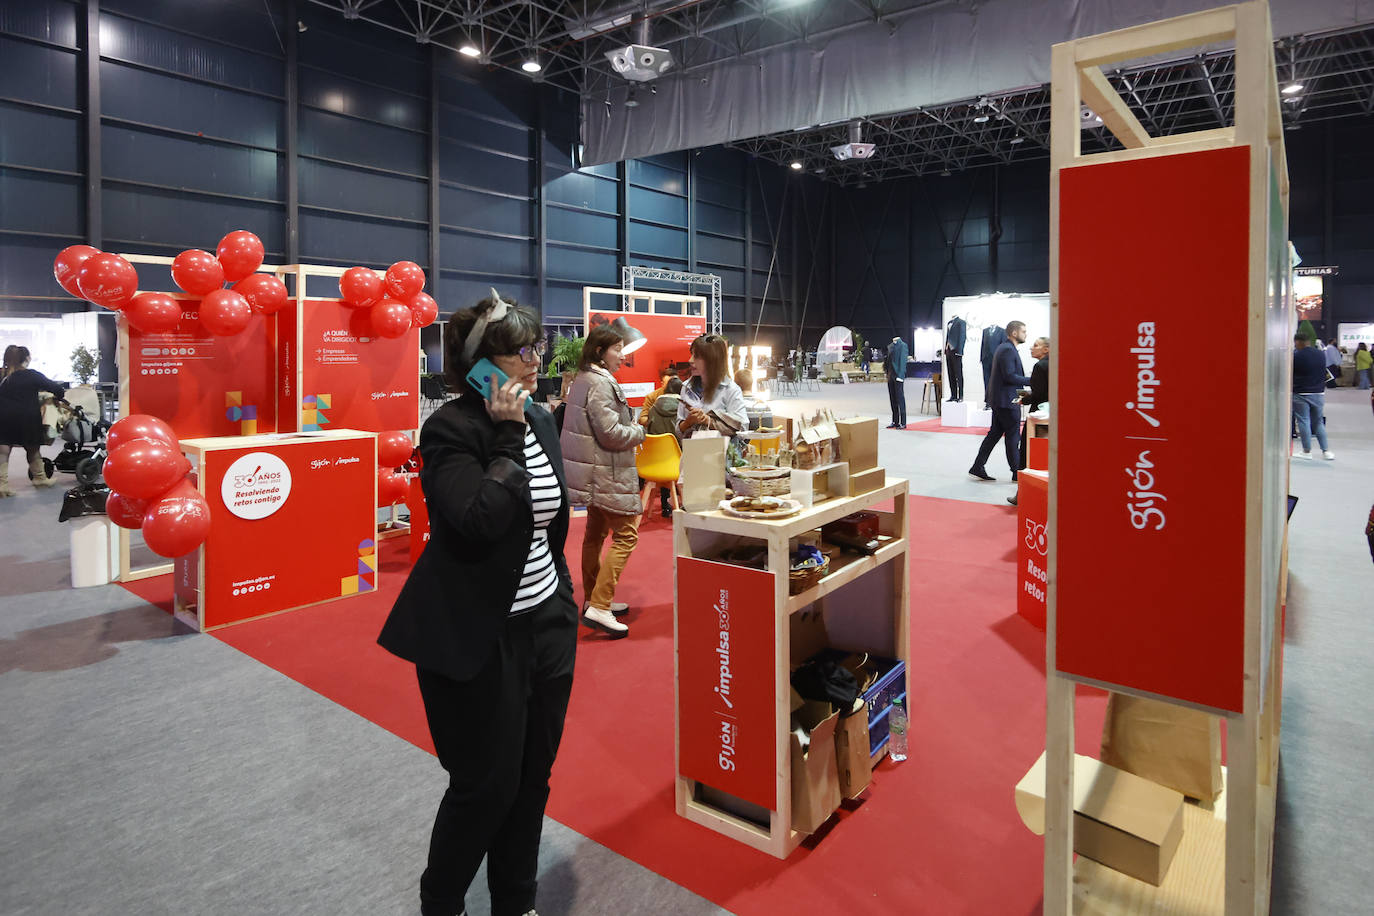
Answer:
[
  {"left": 988, "top": 340, "right": 1032, "bottom": 409},
  {"left": 1022, "top": 356, "right": 1049, "bottom": 406},
  {"left": 883, "top": 339, "right": 909, "bottom": 378},
  {"left": 378, "top": 392, "right": 574, "bottom": 682},
  {"left": 945, "top": 317, "right": 966, "bottom": 355},
  {"left": 981, "top": 325, "right": 1007, "bottom": 367}
]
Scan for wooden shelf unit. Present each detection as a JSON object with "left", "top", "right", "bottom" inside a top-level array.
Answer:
[
  {"left": 1045, "top": 3, "right": 1289, "bottom": 914},
  {"left": 673, "top": 479, "right": 910, "bottom": 858}
]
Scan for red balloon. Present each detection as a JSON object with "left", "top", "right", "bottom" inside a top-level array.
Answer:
[
  {"left": 371, "top": 299, "right": 412, "bottom": 339},
  {"left": 199, "top": 289, "right": 252, "bottom": 336},
  {"left": 106, "top": 491, "right": 151, "bottom": 530},
  {"left": 339, "top": 267, "right": 382, "bottom": 308},
  {"left": 171, "top": 249, "right": 225, "bottom": 296},
  {"left": 234, "top": 273, "right": 289, "bottom": 315},
  {"left": 347, "top": 306, "right": 374, "bottom": 340},
  {"left": 377, "top": 469, "right": 409, "bottom": 506},
  {"left": 377, "top": 431, "right": 414, "bottom": 468},
  {"left": 408, "top": 291, "right": 438, "bottom": 328},
  {"left": 123, "top": 292, "right": 183, "bottom": 334},
  {"left": 108, "top": 414, "right": 177, "bottom": 452},
  {"left": 54, "top": 245, "right": 101, "bottom": 298},
  {"left": 384, "top": 260, "right": 426, "bottom": 299},
  {"left": 76, "top": 253, "right": 139, "bottom": 309},
  {"left": 142, "top": 489, "right": 212, "bottom": 558},
  {"left": 215, "top": 230, "right": 265, "bottom": 283},
  {"left": 102, "top": 438, "right": 191, "bottom": 501}
]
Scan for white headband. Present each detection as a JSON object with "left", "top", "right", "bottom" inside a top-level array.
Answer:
[{"left": 462, "top": 288, "right": 509, "bottom": 363}]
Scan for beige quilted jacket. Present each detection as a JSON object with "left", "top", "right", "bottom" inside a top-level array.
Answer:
[{"left": 559, "top": 365, "right": 646, "bottom": 515}]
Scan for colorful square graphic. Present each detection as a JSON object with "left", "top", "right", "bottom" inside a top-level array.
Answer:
[
  {"left": 224, "top": 391, "right": 260, "bottom": 435},
  {"left": 340, "top": 538, "right": 377, "bottom": 595},
  {"left": 302, "top": 393, "right": 333, "bottom": 431}
]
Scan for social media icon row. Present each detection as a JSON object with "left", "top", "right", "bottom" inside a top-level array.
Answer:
[
  {"left": 141, "top": 367, "right": 179, "bottom": 375},
  {"left": 160, "top": 347, "right": 195, "bottom": 356},
  {"left": 232, "top": 582, "right": 272, "bottom": 596}
]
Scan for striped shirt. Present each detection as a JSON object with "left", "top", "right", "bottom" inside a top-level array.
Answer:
[{"left": 510, "top": 428, "right": 563, "bottom": 614}]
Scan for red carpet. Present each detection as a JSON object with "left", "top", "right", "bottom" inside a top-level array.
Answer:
[
  {"left": 121, "top": 497, "right": 1107, "bottom": 915},
  {"left": 906, "top": 418, "right": 990, "bottom": 435}
]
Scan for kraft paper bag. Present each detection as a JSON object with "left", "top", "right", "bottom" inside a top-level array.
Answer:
[{"left": 1099, "top": 692, "right": 1223, "bottom": 802}]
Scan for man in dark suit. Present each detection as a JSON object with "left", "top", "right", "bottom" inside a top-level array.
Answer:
[
  {"left": 944, "top": 315, "right": 966, "bottom": 402},
  {"left": 980, "top": 323, "right": 1007, "bottom": 408},
  {"left": 883, "top": 335, "right": 910, "bottom": 428},
  {"left": 1009, "top": 336, "right": 1050, "bottom": 505},
  {"left": 969, "top": 321, "right": 1031, "bottom": 482}
]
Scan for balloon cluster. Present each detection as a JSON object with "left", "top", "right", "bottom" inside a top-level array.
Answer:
[
  {"left": 52, "top": 231, "right": 288, "bottom": 337},
  {"left": 338, "top": 261, "right": 438, "bottom": 340},
  {"left": 376, "top": 430, "right": 415, "bottom": 506},
  {"left": 103, "top": 415, "right": 212, "bottom": 558}
]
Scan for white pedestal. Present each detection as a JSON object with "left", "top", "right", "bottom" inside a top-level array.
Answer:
[
  {"left": 69, "top": 516, "right": 118, "bottom": 588},
  {"left": 942, "top": 400, "right": 992, "bottom": 427}
]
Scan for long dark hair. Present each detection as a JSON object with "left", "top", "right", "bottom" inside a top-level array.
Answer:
[
  {"left": 690, "top": 334, "right": 728, "bottom": 401},
  {"left": 2, "top": 345, "right": 30, "bottom": 381},
  {"left": 579, "top": 324, "right": 624, "bottom": 372},
  {"left": 443, "top": 294, "right": 541, "bottom": 390}
]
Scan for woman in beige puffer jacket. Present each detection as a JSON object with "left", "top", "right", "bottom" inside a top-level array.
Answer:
[{"left": 560, "top": 324, "right": 645, "bottom": 637}]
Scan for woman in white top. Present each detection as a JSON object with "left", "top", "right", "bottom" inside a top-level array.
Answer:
[{"left": 677, "top": 334, "right": 749, "bottom": 438}]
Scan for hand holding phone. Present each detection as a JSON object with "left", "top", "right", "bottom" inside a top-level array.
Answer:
[{"left": 467, "top": 357, "right": 532, "bottom": 420}]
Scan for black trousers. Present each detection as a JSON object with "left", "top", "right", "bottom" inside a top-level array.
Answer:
[
  {"left": 945, "top": 351, "right": 963, "bottom": 401},
  {"left": 972, "top": 406, "right": 1021, "bottom": 474},
  {"left": 417, "top": 590, "right": 578, "bottom": 916},
  {"left": 887, "top": 377, "right": 907, "bottom": 426}
]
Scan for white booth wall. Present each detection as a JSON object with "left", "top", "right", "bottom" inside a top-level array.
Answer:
[
  {"left": 940, "top": 293, "right": 1050, "bottom": 425},
  {"left": 0, "top": 313, "right": 99, "bottom": 382}
]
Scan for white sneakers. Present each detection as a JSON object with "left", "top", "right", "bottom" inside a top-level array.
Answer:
[
  {"left": 582, "top": 606, "right": 628, "bottom": 638},
  {"left": 1323, "top": 450, "right": 1336, "bottom": 460},
  {"left": 1293, "top": 451, "right": 1311, "bottom": 459},
  {"left": 1293, "top": 450, "right": 1336, "bottom": 461}
]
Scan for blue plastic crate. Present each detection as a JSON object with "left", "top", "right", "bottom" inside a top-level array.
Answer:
[{"left": 810, "top": 650, "right": 906, "bottom": 755}]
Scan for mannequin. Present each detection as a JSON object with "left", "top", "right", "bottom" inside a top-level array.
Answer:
[
  {"left": 883, "top": 335, "right": 909, "bottom": 428},
  {"left": 944, "top": 314, "right": 966, "bottom": 402},
  {"left": 980, "top": 323, "right": 1007, "bottom": 409}
]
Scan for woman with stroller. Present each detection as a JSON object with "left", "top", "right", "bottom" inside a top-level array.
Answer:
[{"left": 0, "top": 346, "right": 65, "bottom": 496}]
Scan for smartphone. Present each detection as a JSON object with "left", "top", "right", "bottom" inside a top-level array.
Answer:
[{"left": 466, "top": 357, "right": 534, "bottom": 415}]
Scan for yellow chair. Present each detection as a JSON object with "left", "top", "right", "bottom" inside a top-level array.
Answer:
[{"left": 636, "top": 433, "right": 682, "bottom": 514}]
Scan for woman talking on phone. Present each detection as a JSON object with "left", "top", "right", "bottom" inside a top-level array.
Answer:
[{"left": 379, "top": 290, "right": 576, "bottom": 916}]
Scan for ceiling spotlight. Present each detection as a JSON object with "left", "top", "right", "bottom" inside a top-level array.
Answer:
[
  {"left": 939, "top": 168, "right": 951, "bottom": 177},
  {"left": 1009, "top": 136, "right": 1025, "bottom": 145},
  {"left": 458, "top": 43, "right": 481, "bottom": 59},
  {"left": 521, "top": 58, "right": 542, "bottom": 74},
  {"left": 789, "top": 161, "right": 803, "bottom": 170},
  {"left": 973, "top": 113, "right": 990, "bottom": 124},
  {"left": 1282, "top": 82, "right": 1303, "bottom": 94},
  {"left": 625, "top": 87, "right": 640, "bottom": 108},
  {"left": 297, "top": 19, "right": 308, "bottom": 33},
  {"left": 1284, "top": 95, "right": 1301, "bottom": 104}
]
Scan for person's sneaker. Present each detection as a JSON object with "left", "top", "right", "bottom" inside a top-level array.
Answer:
[
  {"left": 1292, "top": 451, "right": 1311, "bottom": 460},
  {"left": 1322, "top": 450, "right": 1335, "bottom": 460},
  {"left": 969, "top": 467, "right": 994, "bottom": 481},
  {"left": 582, "top": 606, "right": 628, "bottom": 637},
  {"left": 1006, "top": 495, "right": 1018, "bottom": 506}
]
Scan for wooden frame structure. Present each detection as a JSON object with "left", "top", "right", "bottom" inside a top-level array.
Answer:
[
  {"left": 581, "top": 285, "right": 708, "bottom": 324},
  {"left": 1045, "top": 3, "right": 1288, "bottom": 913},
  {"left": 673, "top": 480, "right": 911, "bottom": 858}
]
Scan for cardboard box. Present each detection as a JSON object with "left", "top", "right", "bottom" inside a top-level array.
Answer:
[
  {"left": 835, "top": 417, "right": 878, "bottom": 472},
  {"left": 834, "top": 703, "right": 873, "bottom": 799},
  {"left": 849, "top": 465, "right": 886, "bottom": 495},
  {"left": 1014, "top": 751, "right": 1185, "bottom": 886},
  {"left": 789, "top": 699, "right": 841, "bottom": 834}
]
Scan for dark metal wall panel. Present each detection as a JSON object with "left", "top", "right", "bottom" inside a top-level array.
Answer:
[
  {"left": 441, "top": 230, "right": 534, "bottom": 278},
  {"left": 547, "top": 208, "right": 617, "bottom": 251},
  {"left": 300, "top": 210, "right": 424, "bottom": 266},
  {"left": 440, "top": 109, "right": 530, "bottom": 158},
  {"left": 546, "top": 246, "right": 617, "bottom": 284},
  {"left": 435, "top": 74, "right": 533, "bottom": 126},
  {"left": 628, "top": 158, "right": 685, "bottom": 194},
  {"left": 99, "top": 11, "right": 284, "bottom": 95},
  {"left": 299, "top": 107, "right": 424, "bottom": 175},
  {"left": 696, "top": 200, "right": 745, "bottom": 238},
  {"left": 0, "top": 0, "right": 80, "bottom": 48},
  {"left": 697, "top": 233, "right": 744, "bottom": 267},
  {"left": 542, "top": 283, "right": 586, "bottom": 323},
  {"left": 440, "top": 186, "right": 532, "bottom": 238},
  {"left": 101, "top": 60, "right": 284, "bottom": 148},
  {"left": 102, "top": 124, "right": 280, "bottom": 200},
  {"left": 437, "top": 138, "right": 530, "bottom": 195},
  {"left": 100, "top": 0, "right": 283, "bottom": 56},
  {"left": 0, "top": 170, "right": 83, "bottom": 235},
  {"left": 627, "top": 185, "right": 686, "bottom": 224},
  {"left": 0, "top": 102, "right": 81, "bottom": 172},
  {"left": 299, "top": 68, "right": 424, "bottom": 132},
  {"left": 299, "top": 158, "right": 425, "bottom": 222},
  {"left": 442, "top": 275, "right": 536, "bottom": 314},
  {"left": 103, "top": 185, "right": 285, "bottom": 253},
  {"left": 545, "top": 170, "right": 617, "bottom": 212},
  {"left": 628, "top": 222, "right": 687, "bottom": 260},
  {"left": 0, "top": 34, "right": 80, "bottom": 108}
]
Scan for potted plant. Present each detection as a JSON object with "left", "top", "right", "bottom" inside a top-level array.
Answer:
[
  {"left": 548, "top": 335, "right": 584, "bottom": 399},
  {"left": 71, "top": 344, "right": 98, "bottom": 386}
]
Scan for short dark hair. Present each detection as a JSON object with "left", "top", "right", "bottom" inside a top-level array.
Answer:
[
  {"left": 665, "top": 376, "right": 682, "bottom": 395},
  {"left": 580, "top": 324, "right": 624, "bottom": 371},
  {"left": 1295, "top": 331, "right": 1311, "bottom": 343},
  {"left": 443, "top": 294, "right": 541, "bottom": 390},
  {"left": 1006, "top": 320, "right": 1026, "bottom": 336}
]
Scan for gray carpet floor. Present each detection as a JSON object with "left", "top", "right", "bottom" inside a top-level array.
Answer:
[{"left": 1, "top": 381, "right": 1369, "bottom": 914}]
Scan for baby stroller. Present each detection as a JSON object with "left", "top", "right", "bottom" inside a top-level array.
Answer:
[{"left": 40, "top": 388, "right": 109, "bottom": 484}]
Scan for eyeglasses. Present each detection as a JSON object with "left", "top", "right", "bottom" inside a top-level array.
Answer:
[{"left": 513, "top": 340, "right": 547, "bottom": 364}]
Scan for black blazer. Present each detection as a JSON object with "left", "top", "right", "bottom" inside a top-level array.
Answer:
[
  {"left": 988, "top": 341, "right": 1032, "bottom": 409},
  {"left": 378, "top": 392, "right": 574, "bottom": 682}
]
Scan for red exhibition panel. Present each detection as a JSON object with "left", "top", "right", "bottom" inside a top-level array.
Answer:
[
  {"left": 587, "top": 309, "right": 706, "bottom": 406},
  {"left": 1057, "top": 146, "right": 1250, "bottom": 713},
  {"left": 677, "top": 558, "right": 776, "bottom": 810},
  {"left": 198, "top": 434, "right": 376, "bottom": 628},
  {"left": 1017, "top": 470, "right": 1048, "bottom": 632},
  {"left": 127, "top": 299, "right": 277, "bottom": 439},
  {"left": 281, "top": 298, "right": 420, "bottom": 433}
]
